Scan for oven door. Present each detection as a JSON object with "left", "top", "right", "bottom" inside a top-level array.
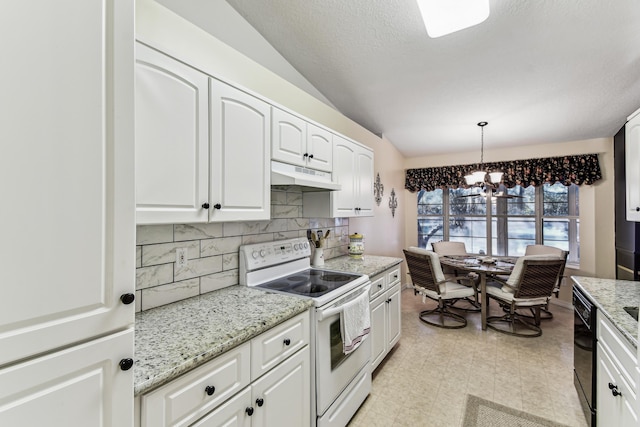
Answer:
[{"left": 315, "top": 283, "right": 372, "bottom": 416}]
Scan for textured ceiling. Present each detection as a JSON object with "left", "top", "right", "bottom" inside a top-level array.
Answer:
[{"left": 225, "top": 0, "right": 640, "bottom": 156}]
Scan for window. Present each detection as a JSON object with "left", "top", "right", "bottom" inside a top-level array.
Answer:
[{"left": 417, "top": 183, "right": 579, "bottom": 264}]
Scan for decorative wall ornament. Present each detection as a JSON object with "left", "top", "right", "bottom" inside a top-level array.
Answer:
[
  {"left": 389, "top": 188, "right": 398, "bottom": 218},
  {"left": 374, "top": 173, "right": 384, "bottom": 206}
]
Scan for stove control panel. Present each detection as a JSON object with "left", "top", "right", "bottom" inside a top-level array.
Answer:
[{"left": 240, "top": 237, "right": 312, "bottom": 272}]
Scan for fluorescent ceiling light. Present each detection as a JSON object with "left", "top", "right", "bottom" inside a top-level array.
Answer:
[{"left": 417, "top": 0, "right": 490, "bottom": 38}]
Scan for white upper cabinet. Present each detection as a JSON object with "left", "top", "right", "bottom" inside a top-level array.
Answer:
[
  {"left": 135, "top": 43, "right": 210, "bottom": 224},
  {"left": 209, "top": 79, "right": 271, "bottom": 222},
  {"left": 626, "top": 108, "right": 640, "bottom": 221},
  {"left": 134, "top": 46, "right": 271, "bottom": 224},
  {"left": 272, "top": 108, "right": 332, "bottom": 172},
  {"left": 304, "top": 136, "right": 374, "bottom": 218},
  {"left": 0, "top": 0, "right": 135, "bottom": 367}
]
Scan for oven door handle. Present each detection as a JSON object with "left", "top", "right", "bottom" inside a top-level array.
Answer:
[{"left": 317, "top": 283, "right": 371, "bottom": 321}]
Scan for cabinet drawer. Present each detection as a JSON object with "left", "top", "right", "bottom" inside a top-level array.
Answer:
[
  {"left": 386, "top": 267, "right": 401, "bottom": 286},
  {"left": 369, "top": 274, "right": 386, "bottom": 300},
  {"left": 251, "top": 311, "right": 310, "bottom": 380},
  {"left": 598, "top": 314, "right": 638, "bottom": 392},
  {"left": 141, "top": 342, "right": 250, "bottom": 427}
]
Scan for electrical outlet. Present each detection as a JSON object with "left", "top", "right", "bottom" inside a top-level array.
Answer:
[{"left": 176, "top": 248, "right": 187, "bottom": 268}]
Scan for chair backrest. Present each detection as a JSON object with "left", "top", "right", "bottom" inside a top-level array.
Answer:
[
  {"left": 511, "top": 258, "right": 566, "bottom": 299},
  {"left": 403, "top": 249, "right": 446, "bottom": 294},
  {"left": 524, "top": 245, "right": 568, "bottom": 287},
  {"left": 431, "top": 241, "right": 468, "bottom": 256}
]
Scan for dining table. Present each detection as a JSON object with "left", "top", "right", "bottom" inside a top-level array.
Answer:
[{"left": 439, "top": 255, "right": 517, "bottom": 330}]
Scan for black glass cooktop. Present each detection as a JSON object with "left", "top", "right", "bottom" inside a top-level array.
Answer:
[{"left": 256, "top": 269, "right": 362, "bottom": 297}]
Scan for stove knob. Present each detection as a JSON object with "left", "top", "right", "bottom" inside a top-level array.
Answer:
[
  {"left": 260, "top": 250, "right": 266, "bottom": 257},
  {"left": 252, "top": 251, "right": 259, "bottom": 259},
  {"left": 303, "top": 242, "right": 309, "bottom": 249},
  {"left": 293, "top": 243, "right": 299, "bottom": 250}
]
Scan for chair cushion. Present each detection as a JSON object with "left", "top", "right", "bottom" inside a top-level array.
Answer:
[
  {"left": 407, "top": 247, "right": 446, "bottom": 283},
  {"left": 416, "top": 280, "right": 474, "bottom": 300},
  {"left": 524, "top": 245, "right": 565, "bottom": 257},
  {"left": 485, "top": 284, "right": 549, "bottom": 306}
]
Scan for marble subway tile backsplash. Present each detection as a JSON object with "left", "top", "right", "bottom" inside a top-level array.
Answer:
[{"left": 135, "top": 186, "right": 350, "bottom": 312}]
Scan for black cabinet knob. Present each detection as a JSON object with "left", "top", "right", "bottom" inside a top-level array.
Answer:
[
  {"left": 246, "top": 407, "right": 254, "bottom": 416},
  {"left": 378, "top": 283, "right": 383, "bottom": 288},
  {"left": 119, "top": 358, "right": 134, "bottom": 371},
  {"left": 214, "top": 203, "right": 222, "bottom": 210},
  {"left": 303, "top": 153, "right": 309, "bottom": 158},
  {"left": 256, "top": 398, "right": 264, "bottom": 407},
  {"left": 283, "top": 338, "right": 291, "bottom": 346},
  {"left": 636, "top": 207, "right": 640, "bottom": 212},
  {"left": 120, "top": 293, "right": 135, "bottom": 305},
  {"left": 612, "top": 388, "right": 622, "bottom": 397},
  {"left": 608, "top": 382, "right": 616, "bottom": 389},
  {"left": 202, "top": 203, "right": 210, "bottom": 209},
  {"left": 205, "top": 385, "right": 215, "bottom": 396},
  {"left": 308, "top": 154, "right": 314, "bottom": 159}
]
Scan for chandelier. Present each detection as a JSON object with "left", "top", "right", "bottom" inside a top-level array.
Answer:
[{"left": 464, "top": 121, "right": 503, "bottom": 187}]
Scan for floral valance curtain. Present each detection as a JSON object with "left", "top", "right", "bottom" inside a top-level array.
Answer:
[{"left": 405, "top": 153, "right": 602, "bottom": 193}]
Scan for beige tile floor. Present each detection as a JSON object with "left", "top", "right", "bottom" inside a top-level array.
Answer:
[{"left": 348, "top": 288, "right": 588, "bottom": 427}]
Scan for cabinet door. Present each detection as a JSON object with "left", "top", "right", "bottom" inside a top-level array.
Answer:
[
  {"left": 332, "top": 136, "right": 357, "bottom": 216},
  {"left": 370, "top": 294, "right": 387, "bottom": 371},
  {"left": 307, "top": 124, "right": 333, "bottom": 172},
  {"left": 0, "top": 329, "right": 134, "bottom": 427},
  {"left": 386, "top": 285, "right": 402, "bottom": 350},
  {"left": 272, "top": 108, "right": 306, "bottom": 167},
  {"left": 251, "top": 347, "right": 311, "bottom": 427},
  {"left": 597, "top": 343, "right": 638, "bottom": 426},
  {"left": 0, "top": 0, "right": 134, "bottom": 366},
  {"left": 210, "top": 80, "right": 271, "bottom": 222},
  {"left": 626, "top": 112, "right": 640, "bottom": 221},
  {"left": 135, "top": 43, "right": 209, "bottom": 224},
  {"left": 355, "top": 146, "right": 375, "bottom": 216}
]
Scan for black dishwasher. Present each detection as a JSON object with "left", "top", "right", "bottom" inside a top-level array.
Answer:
[{"left": 573, "top": 285, "right": 597, "bottom": 426}]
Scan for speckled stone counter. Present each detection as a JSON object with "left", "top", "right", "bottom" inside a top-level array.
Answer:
[
  {"left": 322, "top": 254, "right": 403, "bottom": 278},
  {"left": 134, "top": 285, "right": 313, "bottom": 396},
  {"left": 571, "top": 276, "right": 639, "bottom": 349}
]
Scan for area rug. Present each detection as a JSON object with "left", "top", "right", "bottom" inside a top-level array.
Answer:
[{"left": 462, "top": 395, "right": 571, "bottom": 427}]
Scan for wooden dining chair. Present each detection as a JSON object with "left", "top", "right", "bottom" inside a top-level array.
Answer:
[
  {"left": 485, "top": 256, "right": 566, "bottom": 337},
  {"left": 403, "top": 248, "right": 476, "bottom": 329}
]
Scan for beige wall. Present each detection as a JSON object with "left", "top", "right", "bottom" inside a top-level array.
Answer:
[{"left": 403, "top": 137, "right": 616, "bottom": 305}]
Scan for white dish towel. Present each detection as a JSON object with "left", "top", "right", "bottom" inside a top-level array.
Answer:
[{"left": 340, "top": 286, "right": 371, "bottom": 355}]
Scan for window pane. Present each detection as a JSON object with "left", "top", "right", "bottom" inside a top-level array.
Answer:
[
  {"left": 449, "top": 188, "right": 486, "bottom": 215},
  {"left": 543, "top": 183, "right": 569, "bottom": 216},
  {"left": 506, "top": 185, "right": 535, "bottom": 215},
  {"left": 543, "top": 218, "right": 569, "bottom": 247},
  {"left": 449, "top": 216, "right": 487, "bottom": 254},
  {"left": 418, "top": 218, "right": 443, "bottom": 248},
  {"left": 417, "top": 189, "right": 443, "bottom": 215},
  {"left": 505, "top": 217, "right": 536, "bottom": 256}
]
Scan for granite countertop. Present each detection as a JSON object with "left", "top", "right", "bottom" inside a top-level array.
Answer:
[
  {"left": 321, "top": 254, "right": 403, "bottom": 278},
  {"left": 571, "top": 276, "right": 639, "bottom": 349},
  {"left": 134, "top": 285, "right": 313, "bottom": 396}
]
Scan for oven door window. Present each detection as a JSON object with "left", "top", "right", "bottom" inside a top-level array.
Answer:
[{"left": 330, "top": 318, "right": 349, "bottom": 370}]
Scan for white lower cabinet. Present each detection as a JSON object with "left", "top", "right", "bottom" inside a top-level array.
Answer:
[
  {"left": 140, "top": 311, "right": 310, "bottom": 427},
  {"left": 596, "top": 312, "right": 639, "bottom": 426},
  {"left": 0, "top": 328, "right": 134, "bottom": 426},
  {"left": 369, "top": 266, "right": 402, "bottom": 370}
]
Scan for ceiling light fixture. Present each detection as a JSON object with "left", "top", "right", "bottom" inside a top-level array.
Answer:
[
  {"left": 465, "top": 121, "right": 503, "bottom": 187},
  {"left": 416, "top": 0, "right": 490, "bottom": 38}
]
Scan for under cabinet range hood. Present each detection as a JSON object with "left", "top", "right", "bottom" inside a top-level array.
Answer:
[{"left": 271, "top": 160, "right": 341, "bottom": 191}]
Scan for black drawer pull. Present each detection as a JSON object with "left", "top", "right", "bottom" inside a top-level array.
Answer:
[
  {"left": 205, "top": 385, "right": 215, "bottom": 396},
  {"left": 246, "top": 407, "right": 254, "bottom": 416},
  {"left": 283, "top": 338, "right": 291, "bottom": 346}
]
